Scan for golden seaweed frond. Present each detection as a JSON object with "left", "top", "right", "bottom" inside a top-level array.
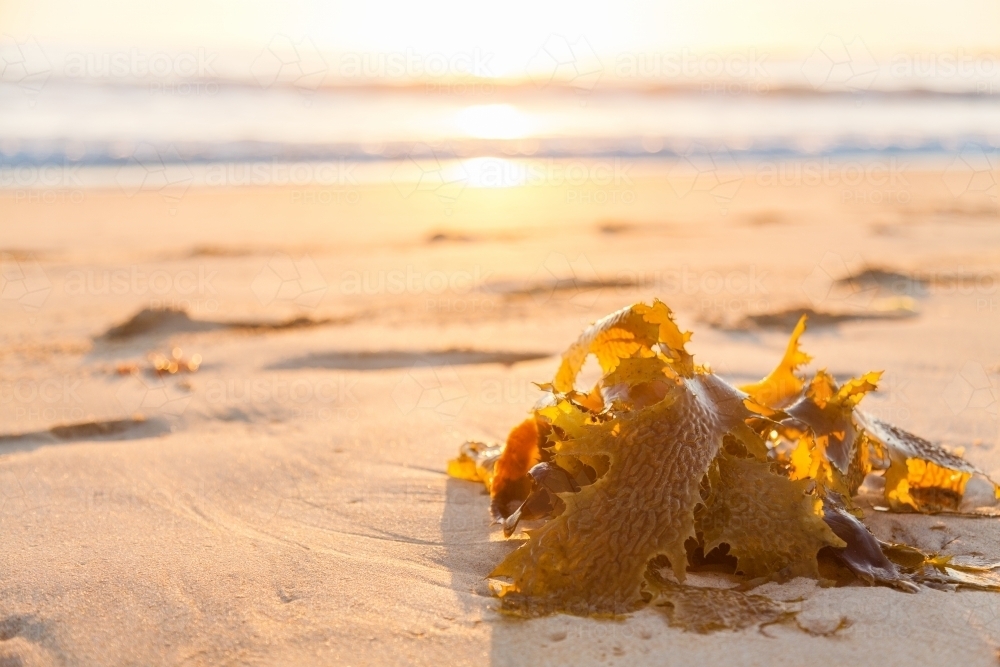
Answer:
[
  {"left": 553, "top": 299, "right": 693, "bottom": 393},
  {"left": 857, "top": 413, "right": 1000, "bottom": 512},
  {"left": 697, "top": 452, "right": 844, "bottom": 579},
  {"left": 740, "top": 314, "right": 810, "bottom": 409},
  {"left": 446, "top": 301, "right": 1000, "bottom": 621},
  {"left": 446, "top": 441, "right": 501, "bottom": 484}
]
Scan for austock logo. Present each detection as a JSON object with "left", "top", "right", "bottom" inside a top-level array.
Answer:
[
  {"left": 526, "top": 35, "right": 602, "bottom": 94},
  {"left": 0, "top": 254, "right": 52, "bottom": 311},
  {"left": 115, "top": 371, "right": 193, "bottom": 417},
  {"left": 338, "top": 48, "right": 494, "bottom": 80},
  {"left": 391, "top": 360, "right": 468, "bottom": 419},
  {"left": 0, "top": 35, "right": 51, "bottom": 100},
  {"left": 529, "top": 252, "right": 603, "bottom": 309},
  {"left": 251, "top": 35, "right": 328, "bottom": 93},
  {"left": 251, "top": 253, "right": 328, "bottom": 309},
  {"left": 0, "top": 469, "right": 49, "bottom": 517},
  {"left": 802, "top": 35, "right": 878, "bottom": 93},
  {"left": 943, "top": 361, "right": 999, "bottom": 420},
  {"left": 2, "top": 377, "right": 85, "bottom": 424},
  {"left": 240, "top": 458, "right": 310, "bottom": 524},
  {"left": 668, "top": 144, "right": 743, "bottom": 213},
  {"left": 941, "top": 362, "right": 1000, "bottom": 447},
  {"left": 943, "top": 145, "right": 999, "bottom": 206},
  {"left": 114, "top": 143, "right": 194, "bottom": 213},
  {"left": 390, "top": 144, "right": 468, "bottom": 212},
  {"left": 802, "top": 252, "right": 876, "bottom": 310}
]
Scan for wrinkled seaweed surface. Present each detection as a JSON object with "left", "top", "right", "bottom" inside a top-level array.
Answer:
[{"left": 448, "top": 301, "right": 1000, "bottom": 629}]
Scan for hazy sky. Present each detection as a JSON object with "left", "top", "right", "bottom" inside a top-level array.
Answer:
[{"left": 3, "top": 0, "right": 1000, "bottom": 69}]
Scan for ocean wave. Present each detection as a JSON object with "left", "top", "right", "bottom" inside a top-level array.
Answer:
[{"left": 1, "top": 79, "right": 998, "bottom": 168}]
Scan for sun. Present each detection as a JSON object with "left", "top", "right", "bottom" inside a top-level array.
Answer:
[{"left": 454, "top": 104, "right": 532, "bottom": 140}]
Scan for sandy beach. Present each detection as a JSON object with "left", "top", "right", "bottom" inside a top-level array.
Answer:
[{"left": 2, "top": 162, "right": 1000, "bottom": 664}]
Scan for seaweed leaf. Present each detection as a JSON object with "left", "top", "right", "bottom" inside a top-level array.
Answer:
[
  {"left": 493, "top": 375, "right": 755, "bottom": 615},
  {"left": 447, "top": 300, "right": 1000, "bottom": 619},
  {"left": 857, "top": 412, "right": 1000, "bottom": 512},
  {"left": 697, "top": 452, "right": 844, "bottom": 579},
  {"left": 740, "top": 314, "right": 810, "bottom": 409}
]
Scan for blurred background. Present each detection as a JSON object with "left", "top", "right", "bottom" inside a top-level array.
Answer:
[{"left": 2, "top": 0, "right": 999, "bottom": 203}]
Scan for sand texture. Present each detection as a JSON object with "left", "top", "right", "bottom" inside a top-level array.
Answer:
[{"left": 2, "top": 169, "right": 1000, "bottom": 665}]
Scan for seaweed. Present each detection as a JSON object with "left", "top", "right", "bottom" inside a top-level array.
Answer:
[
  {"left": 115, "top": 347, "right": 202, "bottom": 376},
  {"left": 645, "top": 559, "right": 802, "bottom": 634},
  {"left": 447, "top": 300, "right": 1000, "bottom": 622}
]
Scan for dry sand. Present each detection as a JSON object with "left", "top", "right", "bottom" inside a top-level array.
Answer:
[{"left": 2, "top": 165, "right": 1000, "bottom": 665}]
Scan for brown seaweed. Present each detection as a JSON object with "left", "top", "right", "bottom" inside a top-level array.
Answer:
[{"left": 447, "top": 300, "right": 1000, "bottom": 621}]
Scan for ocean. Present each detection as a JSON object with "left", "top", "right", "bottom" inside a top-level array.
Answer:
[{"left": 2, "top": 58, "right": 999, "bottom": 191}]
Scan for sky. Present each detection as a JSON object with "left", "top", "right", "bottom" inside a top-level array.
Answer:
[
  {"left": 2, "top": 0, "right": 998, "bottom": 158},
  {"left": 3, "top": 0, "right": 1000, "bottom": 78}
]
